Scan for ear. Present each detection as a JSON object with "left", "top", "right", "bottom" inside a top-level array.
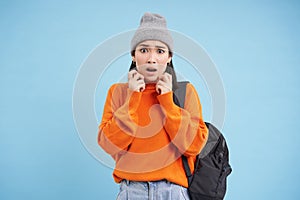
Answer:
[
  {"left": 132, "top": 56, "right": 136, "bottom": 62},
  {"left": 167, "top": 56, "right": 172, "bottom": 64}
]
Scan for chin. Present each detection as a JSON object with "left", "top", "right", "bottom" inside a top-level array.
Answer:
[{"left": 145, "top": 77, "right": 158, "bottom": 83}]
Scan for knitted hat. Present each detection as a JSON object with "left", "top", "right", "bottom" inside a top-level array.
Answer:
[{"left": 131, "top": 12, "right": 174, "bottom": 52}]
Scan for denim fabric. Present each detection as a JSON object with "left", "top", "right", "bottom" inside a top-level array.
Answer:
[{"left": 116, "top": 180, "right": 190, "bottom": 200}]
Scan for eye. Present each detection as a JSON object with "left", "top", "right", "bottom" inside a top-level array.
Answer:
[
  {"left": 157, "top": 49, "right": 166, "bottom": 54},
  {"left": 139, "top": 48, "right": 148, "bottom": 53}
]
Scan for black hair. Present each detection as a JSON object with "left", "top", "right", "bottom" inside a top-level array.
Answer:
[{"left": 129, "top": 50, "right": 178, "bottom": 90}]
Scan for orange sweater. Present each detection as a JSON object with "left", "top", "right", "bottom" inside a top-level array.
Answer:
[{"left": 98, "top": 83, "right": 208, "bottom": 187}]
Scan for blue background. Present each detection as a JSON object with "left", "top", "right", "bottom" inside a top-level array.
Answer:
[{"left": 1, "top": 0, "right": 300, "bottom": 199}]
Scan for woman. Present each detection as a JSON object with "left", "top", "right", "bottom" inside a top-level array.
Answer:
[{"left": 98, "top": 12, "right": 208, "bottom": 200}]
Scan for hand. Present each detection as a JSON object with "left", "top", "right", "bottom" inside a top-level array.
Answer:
[
  {"left": 156, "top": 72, "right": 172, "bottom": 94},
  {"left": 128, "top": 70, "right": 145, "bottom": 92}
]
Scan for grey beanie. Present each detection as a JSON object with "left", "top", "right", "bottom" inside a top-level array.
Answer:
[{"left": 131, "top": 12, "right": 174, "bottom": 52}]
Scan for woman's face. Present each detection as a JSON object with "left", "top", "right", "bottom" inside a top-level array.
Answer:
[{"left": 132, "top": 40, "right": 172, "bottom": 83}]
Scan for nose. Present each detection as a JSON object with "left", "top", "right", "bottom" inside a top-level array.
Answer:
[{"left": 147, "top": 51, "right": 156, "bottom": 64}]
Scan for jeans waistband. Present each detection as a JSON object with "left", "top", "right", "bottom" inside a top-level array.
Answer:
[{"left": 122, "top": 179, "right": 170, "bottom": 185}]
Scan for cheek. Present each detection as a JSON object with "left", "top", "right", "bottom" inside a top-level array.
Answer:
[
  {"left": 158, "top": 66, "right": 167, "bottom": 75},
  {"left": 136, "top": 65, "right": 142, "bottom": 73},
  {"left": 135, "top": 54, "right": 147, "bottom": 65}
]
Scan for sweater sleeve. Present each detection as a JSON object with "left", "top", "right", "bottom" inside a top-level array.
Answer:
[
  {"left": 157, "top": 83, "right": 208, "bottom": 157},
  {"left": 98, "top": 84, "right": 142, "bottom": 159}
]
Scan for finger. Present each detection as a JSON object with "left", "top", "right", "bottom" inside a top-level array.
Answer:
[
  {"left": 128, "top": 70, "right": 137, "bottom": 79},
  {"left": 156, "top": 81, "right": 162, "bottom": 94},
  {"left": 157, "top": 80, "right": 168, "bottom": 88},
  {"left": 135, "top": 73, "right": 144, "bottom": 81},
  {"left": 164, "top": 72, "right": 172, "bottom": 82},
  {"left": 134, "top": 81, "right": 145, "bottom": 92},
  {"left": 159, "top": 74, "right": 168, "bottom": 82},
  {"left": 156, "top": 80, "right": 171, "bottom": 93},
  {"left": 156, "top": 86, "right": 161, "bottom": 94},
  {"left": 137, "top": 79, "right": 145, "bottom": 85},
  {"left": 139, "top": 83, "right": 145, "bottom": 92},
  {"left": 161, "top": 73, "right": 172, "bottom": 83},
  {"left": 128, "top": 69, "right": 137, "bottom": 76}
]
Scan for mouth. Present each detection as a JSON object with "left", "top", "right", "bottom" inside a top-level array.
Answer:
[{"left": 146, "top": 68, "right": 157, "bottom": 72}]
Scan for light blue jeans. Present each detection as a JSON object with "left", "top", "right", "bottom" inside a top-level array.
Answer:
[{"left": 116, "top": 180, "right": 190, "bottom": 200}]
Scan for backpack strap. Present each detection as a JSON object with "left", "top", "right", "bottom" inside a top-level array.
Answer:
[
  {"left": 173, "top": 81, "right": 194, "bottom": 185},
  {"left": 182, "top": 154, "right": 193, "bottom": 185},
  {"left": 173, "top": 81, "right": 189, "bottom": 108}
]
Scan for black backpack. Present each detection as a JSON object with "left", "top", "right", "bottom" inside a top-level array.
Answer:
[{"left": 173, "top": 81, "right": 232, "bottom": 200}]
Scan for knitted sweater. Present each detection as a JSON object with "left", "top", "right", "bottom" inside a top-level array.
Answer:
[{"left": 98, "top": 83, "right": 208, "bottom": 187}]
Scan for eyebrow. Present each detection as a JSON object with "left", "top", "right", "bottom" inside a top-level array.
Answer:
[{"left": 137, "top": 44, "right": 168, "bottom": 49}]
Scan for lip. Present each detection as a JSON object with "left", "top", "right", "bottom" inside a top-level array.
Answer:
[
  {"left": 144, "top": 69, "right": 158, "bottom": 78},
  {"left": 145, "top": 71, "right": 157, "bottom": 77}
]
